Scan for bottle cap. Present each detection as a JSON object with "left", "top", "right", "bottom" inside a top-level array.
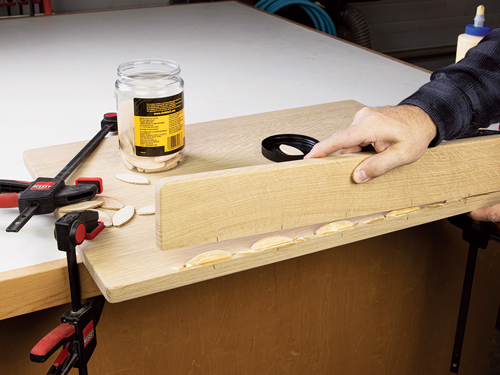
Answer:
[
  {"left": 465, "top": 24, "right": 491, "bottom": 36},
  {"left": 261, "top": 134, "right": 318, "bottom": 162}
]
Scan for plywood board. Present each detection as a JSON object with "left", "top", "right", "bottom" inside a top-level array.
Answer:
[{"left": 22, "top": 100, "right": 500, "bottom": 302}]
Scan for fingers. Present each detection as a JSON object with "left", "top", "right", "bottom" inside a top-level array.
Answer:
[
  {"left": 351, "top": 143, "right": 414, "bottom": 183},
  {"left": 304, "top": 127, "right": 370, "bottom": 159},
  {"left": 339, "top": 146, "right": 363, "bottom": 154},
  {"left": 468, "top": 203, "right": 500, "bottom": 223},
  {"left": 305, "top": 105, "right": 437, "bottom": 184},
  {"left": 305, "top": 107, "right": 401, "bottom": 159}
]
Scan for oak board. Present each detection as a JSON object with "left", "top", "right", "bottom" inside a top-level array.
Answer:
[
  {"left": 22, "top": 100, "right": 500, "bottom": 302},
  {"left": 156, "top": 136, "right": 500, "bottom": 250}
]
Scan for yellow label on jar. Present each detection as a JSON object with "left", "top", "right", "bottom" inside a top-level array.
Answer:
[{"left": 133, "top": 93, "right": 185, "bottom": 157}]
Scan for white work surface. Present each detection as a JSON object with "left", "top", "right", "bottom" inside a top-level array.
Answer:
[{"left": 0, "top": 1, "right": 430, "bottom": 273}]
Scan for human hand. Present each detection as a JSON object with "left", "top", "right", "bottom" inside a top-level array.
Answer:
[
  {"left": 469, "top": 203, "right": 500, "bottom": 224},
  {"left": 304, "top": 105, "right": 438, "bottom": 183}
]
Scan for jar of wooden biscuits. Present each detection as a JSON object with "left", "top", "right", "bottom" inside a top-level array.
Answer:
[{"left": 115, "top": 59, "right": 185, "bottom": 172}]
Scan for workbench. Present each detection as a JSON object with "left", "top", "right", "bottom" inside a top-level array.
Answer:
[{"left": 1, "top": 2, "right": 500, "bottom": 374}]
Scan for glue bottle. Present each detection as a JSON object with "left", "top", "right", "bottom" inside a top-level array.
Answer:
[{"left": 455, "top": 5, "right": 491, "bottom": 62}]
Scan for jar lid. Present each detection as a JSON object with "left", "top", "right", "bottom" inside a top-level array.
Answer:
[{"left": 261, "top": 134, "right": 319, "bottom": 162}]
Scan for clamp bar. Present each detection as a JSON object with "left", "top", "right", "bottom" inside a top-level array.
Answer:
[
  {"left": 55, "top": 123, "right": 115, "bottom": 182},
  {"left": 450, "top": 241, "right": 478, "bottom": 372},
  {"left": 447, "top": 215, "right": 497, "bottom": 373},
  {"left": 6, "top": 204, "right": 39, "bottom": 232}
]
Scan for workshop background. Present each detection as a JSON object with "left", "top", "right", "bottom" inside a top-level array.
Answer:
[
  {"left": 1, "top": 0, "right": 500, "bottom": 373},
  {"left": 2, "top": 0, "right": 500, "bottom": 71}
]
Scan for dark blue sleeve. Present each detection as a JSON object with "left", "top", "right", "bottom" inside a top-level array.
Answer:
[{"left": 400, "top": 28, "right": 500, "bottom": 146}]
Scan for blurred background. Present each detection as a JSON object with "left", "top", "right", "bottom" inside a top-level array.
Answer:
[{"left": 1, "top": 0, "right": 499, "bottom": 71}]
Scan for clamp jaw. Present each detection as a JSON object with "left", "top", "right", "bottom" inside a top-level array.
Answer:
[
  {"left": 30, "top": 210, "right": 105, "bottom": 375},
  {"left": 1, "top": 112, "right": 117, "bottom": 233},
  {"left": 448, "top": 213, "right": 500, "bottom": 246},
  {"left": 1, "top": 177, "right": 103, "bottom": 233}
]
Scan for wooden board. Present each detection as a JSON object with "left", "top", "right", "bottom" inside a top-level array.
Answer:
[
  {"left": 0, "top": 258, "right": 100, "bottom": 320},
  {"left": 22, "top": 100, "right": 500, "bottom": 303},
  {"left": 157, "top": 136, "right": 500, "bottom": 250}
]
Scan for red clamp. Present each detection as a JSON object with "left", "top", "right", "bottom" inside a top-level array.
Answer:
[{"left": 30, "top": 324, "right": 75, "bottom": 364}]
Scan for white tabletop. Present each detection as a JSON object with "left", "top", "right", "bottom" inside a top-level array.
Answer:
[{"left": 0, "top": 1, "right": 430, "bottom": 273}]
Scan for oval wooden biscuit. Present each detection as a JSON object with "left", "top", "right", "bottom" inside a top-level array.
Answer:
[
  {"left": 59, "top": 200, "right": 103, "bottom": 213},
  {"left": 93, "top": 210, "right": 113, "bottom": 227},
  {"left": 315, "top": 220, "right": 356, "bottom": 235},
  {"left": 125, "top": 154, "right": 162, "bottom": 170},
  {"left": 98, "top": 197, "right": 124, "bottom": 210},
  {"left": 359, "top": 215, "right": 385, "bottom": 225},
  {"left": 250, "top": 235, "right": 295, "bottom": 252},
  {"left": 154, "top": 153, "right": 178, "bottom": 163},
  {"left": 386, "top": 206, "right": 422, "bottom": 217},
  {"left": 112, "top": 205, "right": 135, "bottom": 227},
  {"left": 426, "top": 203, "right": 445, "bottom": 209},
  {"left": 156, "top": 153, "right": 183, "bottom": 172},
  {"left": 137, "top": 204, "right": 155, "bottom": 215},
  {"left": 185, "top": 250, "right": 233, "bottom": 268},
  {"left": 115, "top": 173, "right": 150, "bottom": 185},
  {"left": 279, "top": 144, "right": 304, "bottom": 156}
]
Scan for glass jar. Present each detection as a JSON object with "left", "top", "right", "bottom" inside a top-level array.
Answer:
[{"left": 115, "top": 59, "right": 185, "bottom": 173}]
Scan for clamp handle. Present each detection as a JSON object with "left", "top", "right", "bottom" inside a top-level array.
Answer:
[
  {"left": 0, "top": 179, "right": 30, "bottom": 208},
  {"left": 30, "top": 323, "right": 75, "bottom": 363}
]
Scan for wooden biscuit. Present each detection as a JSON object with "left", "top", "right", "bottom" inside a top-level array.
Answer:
[
  {"left": 185, "top": 250, "right": 233, "bottom": 268},
  {"left": 158, "top": 153, "right": 183, "bottom": 172},
  {"left": 359, "top": 215, "right": 385, "bottom": 225},
  {"left": 125, "top": 154, "right": 161, "bottom": 170},
  {"left": 250, "top": 235, "right": 295, "bottom": 252},
  {"left": 279, "top": 144, "right": 304, "bottom": 156},
  {"left": 426, "top": 203, "right": 445, "bottom": 209},
  {"left": 112, "top": 205, "right": 135, "bottom": 227},
  {"left": 143, "top": 163, "right": 167, "bottom": 173},
  {"left": 93, "top": 210, "right": 113, "bottom": 227},
  {"left": 315, "top": 220, "right": 356, "bottom": 235},
  {"left": 137, "top": 204, "right": 155, "bottom": 215},
  {"left": 59, "top": 200, "right": 103, "bottom": 213},
  {"left": 154, "top": 153, "right": 178, "bottom": 163},
  {"left": 98, "top": 197, "right": 124, "bottom": 210},
  {"left": 386, "top": 206, "right": 422, "bottom": 217},
  {"left": 119, "top": 152, "right": 135, "bottom": 171},
  {"left": 115, "top": 173, "right": 150, "bottom": 185}
]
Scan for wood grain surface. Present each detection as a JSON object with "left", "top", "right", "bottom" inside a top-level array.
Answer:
[
  {"left": 156, "top": 135, "right": 500, "bottom": 250},
  {"left": 0, "top": 258, "right": 100, "bottom": 320},
  {"left": 22, "top": 100, "right": 500, "bottom": 303}
]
